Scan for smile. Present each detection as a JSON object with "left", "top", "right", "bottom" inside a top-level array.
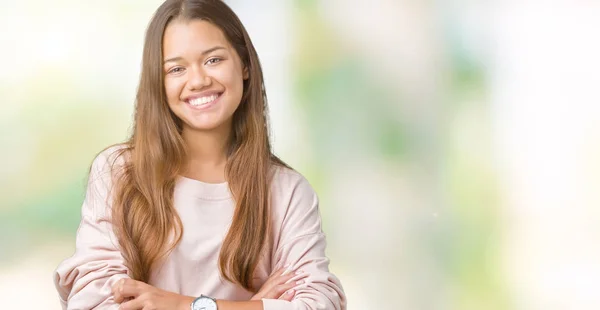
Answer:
[{"left": 185, "top": 93, "right": 222, "bottom": 110}]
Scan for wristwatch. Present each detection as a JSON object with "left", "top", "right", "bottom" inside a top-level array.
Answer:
[{"left": 190, "top": 294, "right": 218, "bottom": 310}]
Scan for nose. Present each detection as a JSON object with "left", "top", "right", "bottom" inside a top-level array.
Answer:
[{"left": 187, "top": 65, "right": 211, "bottom": 91}]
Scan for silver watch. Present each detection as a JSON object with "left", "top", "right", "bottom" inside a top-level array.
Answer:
[{"left": 190, "top": 294, "right": 217, "bottom": 310}]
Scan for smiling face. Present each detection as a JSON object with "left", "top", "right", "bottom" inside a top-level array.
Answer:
[{"left": 162, "top": 19, "right": 248, "bottom": 134}]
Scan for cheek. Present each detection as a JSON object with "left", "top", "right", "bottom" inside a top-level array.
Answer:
[
  {"left": 164, "top": 78, "right": 184, "bottom": 104},
  {"left": 215, "top": 64, "right": 245, "bottom": 94}
]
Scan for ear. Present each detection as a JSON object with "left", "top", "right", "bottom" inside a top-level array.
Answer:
[{"left": 243, "top": 66, "right": 249, "bottom": 80}]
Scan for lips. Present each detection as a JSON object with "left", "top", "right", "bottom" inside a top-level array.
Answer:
[{"left": 184, "top": 92, "right": 223, "bottom": 110}]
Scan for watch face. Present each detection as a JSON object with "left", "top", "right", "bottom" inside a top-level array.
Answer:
[{"left": 192, "top": 296, "right": 217, "bottom": 310}]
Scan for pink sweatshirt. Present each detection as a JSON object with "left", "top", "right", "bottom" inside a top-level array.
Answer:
[{"left": 54, "top": 146, "right": 346, "bottom": 310}]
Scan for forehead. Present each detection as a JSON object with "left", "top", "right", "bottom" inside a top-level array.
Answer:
[{"left": 163, "top": 19, "right": 231, "bottom": 56}]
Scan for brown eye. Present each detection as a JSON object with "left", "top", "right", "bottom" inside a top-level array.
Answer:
[
  {"left": 205, "top": 58, "right": 222, "bottom": 65},
  {"left": 167, "top": 67, "right": 185, "bottom": 74}
]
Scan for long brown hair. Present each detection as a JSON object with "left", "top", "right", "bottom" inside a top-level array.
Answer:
[{"left": 108, "top": 0, "right": 284, "bottom": 291}]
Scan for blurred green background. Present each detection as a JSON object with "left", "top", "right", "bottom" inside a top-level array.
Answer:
[{"left": 1, "top": 1, "right": 600, "bottom": 309}]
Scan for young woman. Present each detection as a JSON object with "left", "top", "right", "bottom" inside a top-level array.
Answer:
[{"left": 53, "top": 0, "right": 346, "bottom": 309}]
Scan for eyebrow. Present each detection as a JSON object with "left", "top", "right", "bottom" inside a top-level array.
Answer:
[{"left": 163, "top": 46, "right": 227, "bottom": 64}]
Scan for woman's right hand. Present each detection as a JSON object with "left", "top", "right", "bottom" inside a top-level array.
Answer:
[{"left": 251, "top": 265, "right": 308, "bottom": 301}]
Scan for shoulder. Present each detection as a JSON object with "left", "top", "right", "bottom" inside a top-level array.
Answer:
[
  {"left": 90, "top": 144, "right": 130, "bottom": 179},
  {"left": 270, "top": 164, "right": 317, "bottom": 200},
  {"left": 269, "top": 164, "right": 321, "bottom": 219},
  {"left": 86, "top": 144, "right": 130, "bottom": 200},
  {"left": 93, "top": 143, "right": 130, "bottom": 166}
]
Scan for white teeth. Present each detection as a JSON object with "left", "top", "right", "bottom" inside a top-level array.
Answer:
[{"left": 189, "top": 94, "right": 219, "bottom": 106}]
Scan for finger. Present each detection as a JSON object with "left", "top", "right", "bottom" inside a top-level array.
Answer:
[
  {"left": 111, "top": 279, "right": 120, "bottom": 294},
  {"left": 118, "top": 296, "right": 144, "bottom": 310},
  {"left": 265, "top": 268, "right": 307, "bottom": 294},
  {"left": 277, "top": 265, "right": 289, "bottom": 275},
  {"left": 269, "top": 265, "right": 290, "bottom": 281},
  {"left": 284, "top": 271, "right": 309, "bottom": 285},
  {"left": 270, "top": 262, "right": 294, "bottom": 278},
  {"left": 112, "top": 279, "right": 127, "bottom": 303},
  {"left": 260, "top": 272, "right": 293, "bottom": 296},
  {"left": 271, "top": 269, "right": 307, "bottom": 291},
  {"left": 280, "top": 264, "right": 294, "bottom": 276},
  {"left": 264, "top": 281, "right": 298, "bottom": 299},
  {"left": 277, "top": 267, "right": 305, "bottom": 284},
  {"left": 114, "top": 280, "right": 143, "bottom": 303},
  {"left": 274, "top": 271, "right": 296, "bottom": 285},
  {"left": 278, "top": 289, "right": 295, "bottom": 301},
  {"left": 112, "top": 278, "right": 130, "bottom": 294},
  {"left": 260, "top": 265, "right": 292, "bottom": 292}
]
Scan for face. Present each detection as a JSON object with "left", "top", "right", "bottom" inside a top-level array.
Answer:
[{"left": 162, "top": 19, "right": 248, "bottom": 133}]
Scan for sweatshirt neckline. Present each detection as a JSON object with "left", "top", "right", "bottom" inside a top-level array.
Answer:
[{"left": 176, "top": 175, "right": 232, "bottom": 200}]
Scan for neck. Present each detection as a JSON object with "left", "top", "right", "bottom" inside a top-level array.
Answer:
[{"left": 181, "top": 124, "right": 231, "bottom": 183}]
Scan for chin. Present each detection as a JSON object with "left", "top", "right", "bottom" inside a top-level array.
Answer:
[{"left": 186, "top": 118, "right": 232, "bottom": 132}]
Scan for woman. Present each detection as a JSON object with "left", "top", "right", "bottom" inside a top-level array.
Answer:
[{"left": 53, "top": 0, "right": 346, "bottom": 309}]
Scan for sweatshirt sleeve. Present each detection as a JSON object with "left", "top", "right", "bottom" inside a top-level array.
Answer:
[
  {"left": 53, "top": 148, "right": 130, "bottom": 310},
  {"left": 263, "top": 173, "right": 347, "bottom": 310}
]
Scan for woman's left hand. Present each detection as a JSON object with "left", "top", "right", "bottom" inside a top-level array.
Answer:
[{"left": 111, "top": 278, "right": 194, "bottom": 310}]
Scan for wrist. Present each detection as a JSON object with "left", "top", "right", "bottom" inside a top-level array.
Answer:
[
  {"left": 216, "top": 299, "right": 264, "bottom": 310},
  {"left": 180, "top": 295, "right": 195, "bottom": 310}
]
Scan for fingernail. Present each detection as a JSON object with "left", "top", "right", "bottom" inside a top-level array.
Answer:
[
  {"left": 295, "top": 270, "right": 304, "bottom": 275},
  {"left": 296, "top": 280, "right": 305, "bottom": 285}
]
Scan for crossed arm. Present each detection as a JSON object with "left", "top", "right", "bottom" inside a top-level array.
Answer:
[{"left": 110, "top": 267, "right": 306, "bottom": 310}]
